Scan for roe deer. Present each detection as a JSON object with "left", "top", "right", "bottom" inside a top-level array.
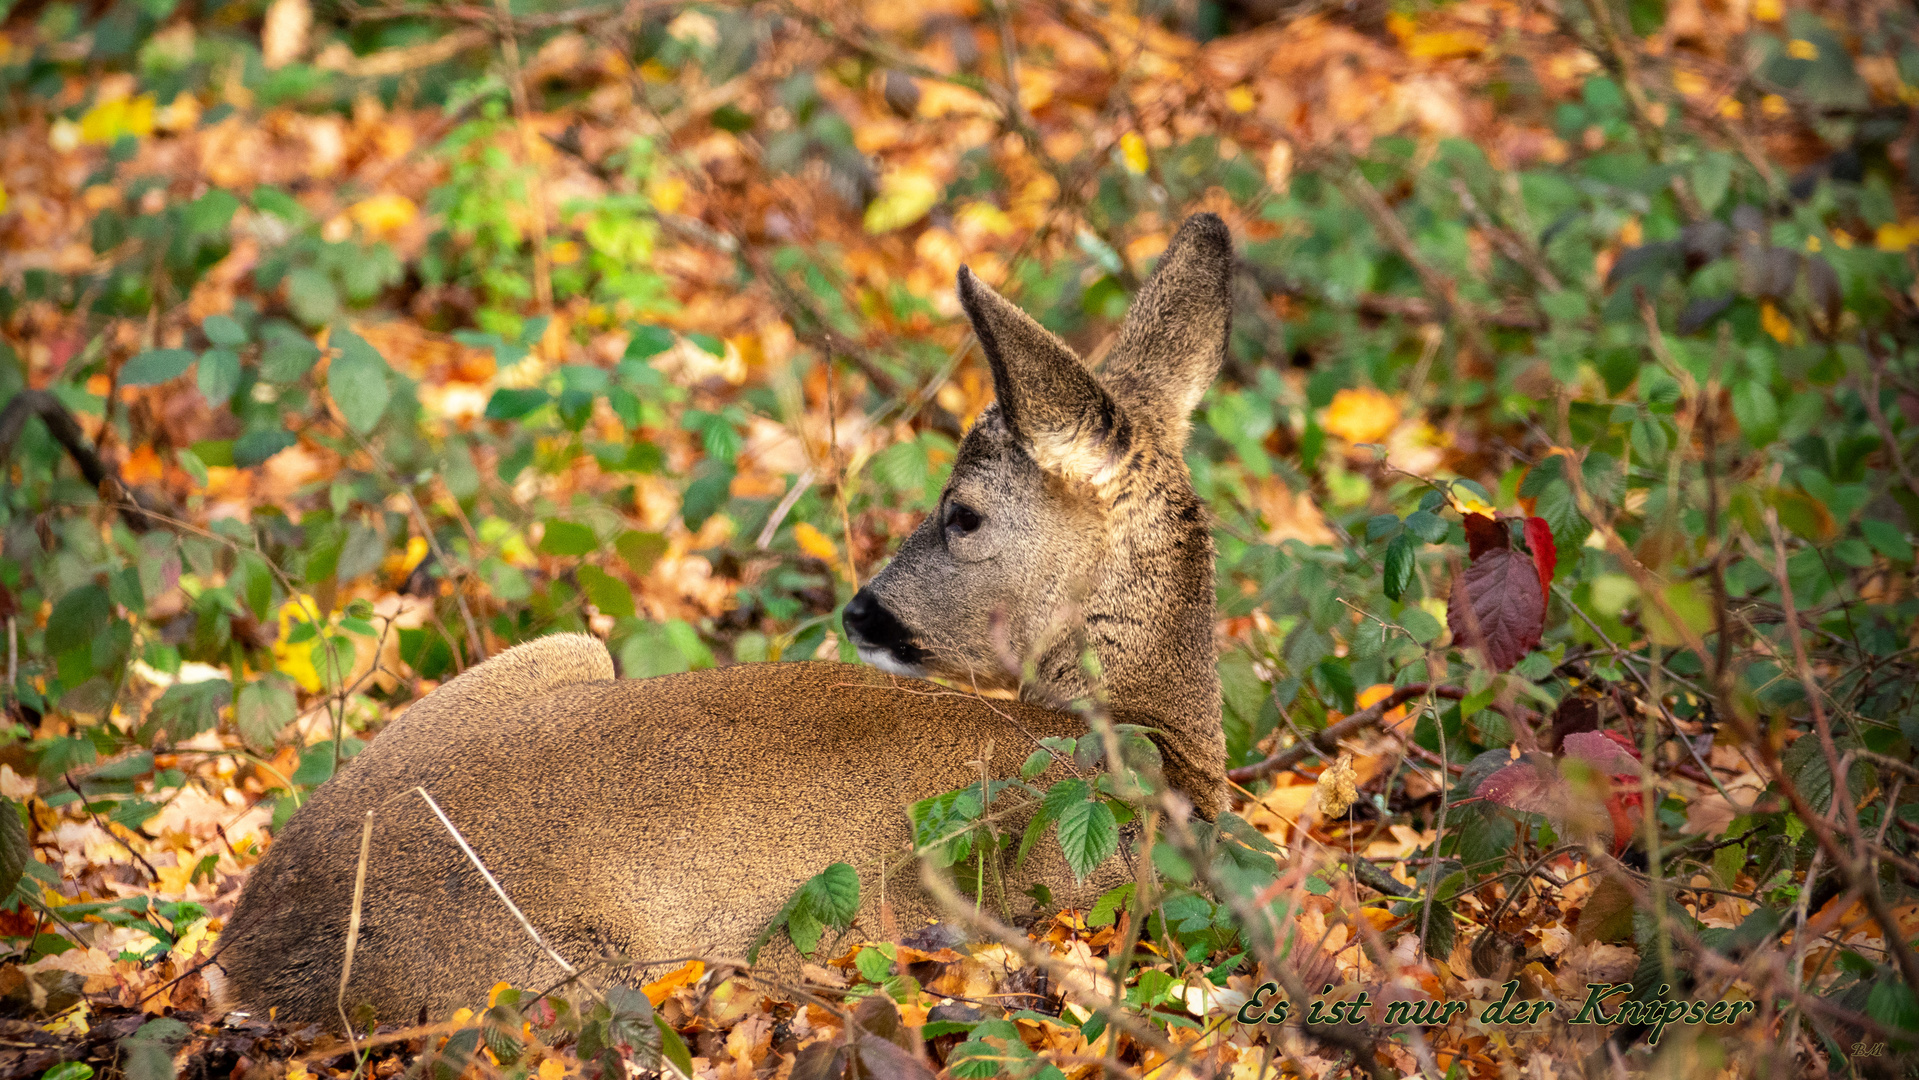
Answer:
[{"left": 214, "top": 213, "right": 1237, "bottom": 1025}]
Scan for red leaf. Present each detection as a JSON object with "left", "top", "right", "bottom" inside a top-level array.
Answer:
[
  {"left": 1476, "top": 755, "right": 1560, "bottom": 814},
  {"left": 1463, "top": 513, "right": 1508, "bottom": 559},
  {"left": 1546, "top": 696, "right": 1599, "bottom": 753},
  {"left": 1523, "top": 516, "right": 1556, "bottom": 599},
  {"left": 1447, "top": 548, "right": 1545, "bottom": 671},
  {"left": 1560, "top": 730, "right": 1641, "bottom": 774}
]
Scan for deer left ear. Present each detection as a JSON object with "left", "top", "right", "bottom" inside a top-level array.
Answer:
[
  {"left": 1098, "top": 213, "right": 1234, "bottom": 447},
  {"left": 958, "top": 266, "right": 1133, "bottom": 489}
]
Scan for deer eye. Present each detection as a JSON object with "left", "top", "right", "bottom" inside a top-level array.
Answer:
[{"left": 945, "top": 503, "right": 983, "bottom": 536}]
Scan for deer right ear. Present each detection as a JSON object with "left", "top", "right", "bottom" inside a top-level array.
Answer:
[
  {"left": 1098, "top": 212, "right": 1233, "bottom": 446},
  {"left": 958, "top": 266, "right": 1133, "bottom": 489}
]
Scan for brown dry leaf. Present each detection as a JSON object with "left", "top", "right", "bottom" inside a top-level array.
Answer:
[{"left": 1314, "top": 754, "right": 1360, "bottom": 818}]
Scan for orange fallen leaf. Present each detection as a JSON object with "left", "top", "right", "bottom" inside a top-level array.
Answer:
[{"left": 643, "top": 959, "right": 704, "bottom": 1006}]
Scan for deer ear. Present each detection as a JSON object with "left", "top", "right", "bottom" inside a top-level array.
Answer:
[
  {"left": 1099, "top": 213, "right": 1233, "bottom": 446},
  {"left": 958, "top": 266, "right": 1133, "bottom": 488}
]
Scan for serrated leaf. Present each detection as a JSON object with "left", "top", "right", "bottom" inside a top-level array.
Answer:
[
  {"left": 328, "top": 330, "right": 392, "bottom": 434},
  {"left": 1383, "top": 533, "right": 1416, "bottom": 601},
  {"left": 1056, "top": 798, "right": 1118, "bottom": 881},
  {"left": 1404, "top": 509, "right": 1449, "bottom": 543},
  {"left": 151, "top": 679, "right": 230, "bottom": 740},
  {"left": 1020, "top": 749, "right": 1053, "bottom": 780},
  {"left": 236, "top": 676, "right": 297, "bottom": 751},
  {"left": 0, "top": 798, "right": 28, "bottom": 903},
  {"left": 197, "top": 348, "right": 242, "bottom": 405},
  {"left": 1447, "top": 547, "right": 1545, "bottom": 671},
  {"left": 122, "top": 349, "right": 195, "bottom": 386},
  {"left": 802, "top": 862, "right": 860, "bottom": 927}
]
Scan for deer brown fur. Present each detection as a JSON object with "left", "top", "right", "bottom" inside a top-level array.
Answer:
[{"left": 214, "top": 213, "right": 1237, "bottom": 1025}]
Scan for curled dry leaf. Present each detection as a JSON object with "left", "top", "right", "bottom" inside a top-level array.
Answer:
[{"left": 1314, "top": 753, "right": 1359, "bottom": 817}]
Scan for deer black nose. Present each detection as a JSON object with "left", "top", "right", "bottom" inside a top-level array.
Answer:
[{"left": 842, "top": 589, "right": 925, "bottom": 663}]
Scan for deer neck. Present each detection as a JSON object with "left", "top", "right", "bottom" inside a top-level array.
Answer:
[{"left": 1030, "top": 513, "right": 1226, "bottom": 818}]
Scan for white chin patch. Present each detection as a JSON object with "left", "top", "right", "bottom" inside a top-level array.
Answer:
[{"left": 858, "top": 647, "right": 926, "bottom": 678}]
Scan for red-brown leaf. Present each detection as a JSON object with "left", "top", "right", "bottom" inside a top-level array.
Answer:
[
  {"left": 1447, "top": 548, "right": 1545, "bottom": 671},
  {"left": 1476, "top": 754, "right": 1560, "bottom": 815},
  {"left": 1463, "top": 513, "right": 1508, "bottom": 559},
  {"left": 1560, "top": 730, "right": 1641, "bottom": 773},
  {"left": 1524, "top": 516, "right": 1556, "bottom": 598}
]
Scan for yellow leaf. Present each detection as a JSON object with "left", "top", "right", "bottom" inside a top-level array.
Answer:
[
  {"left": 1672, "top": 70, "right": 1709, "bottom": 98},
  {"left": 1321, "top": 387, "right": 1400, "bottom": 444},
  {"left": 863, "top": 170, "right": 942, "bottom": 234},
  {"left": 548, "top": 240, "right": 581, "bottom": 265},
  {"left": 348, "top": 192, "right": 418, "bottom": 239},
  {"left": 1119, "top": 132, "right": 1150, "bottom": 175},
  {"left": 1753, "top": 0, "right": 1781, "bottom": 19},
  {"left": 273, "top": 594, "right": 327, "bottom": 693},
  {"left": 646, "top": 174, "right": 687, "bottom": 214},
  {"left": 1760, "top": 94, "right": 1790, "bottom": 117},
  {"left": 537, "top": 1059, "right": 570, "bottom": 1080},
  {"left": 955, "top": 201, "right": 1015, "bottom": 238},
  {"left": 0, "top": 181, "right": 6, "bottom": 215},
  {"left": 794, "top": 522, "right": 838, "bottom": 563},
  {"left": 1760, "top": 300, "right": 1795, "bottom": 344},
  {"left": 79, "top": 94, "right": 157, "bottom": 146},
  {"left": 1876, "top": 221, "right": 1919, "bottom": 251},
  {"left": 1407, "top": 29, "right": 1485, "bottom": 59},
  {"left": 642, "top": 959, "right": 704, "bottom": 1006},
  {"left": 1717, "top": 98, "right": 1744, "bottom": 119},
  {"left": 1785, "top": 39, "right": 1818, "bottom": 61},
  {"left": 1225, "top": 85, "right": 1256, "bottom": 113},
  {"left": 488, "top": 981, "right": 514, "bottom": 1007}
]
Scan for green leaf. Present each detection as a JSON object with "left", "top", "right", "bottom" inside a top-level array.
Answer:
[
  {"left": 539, "top": 520, "right": 598, "bottom": 556},
  {"left": 47, "top": 585, "right": 112, "bottom": 655},
  {"left": 1086, "top": 883, "right": 1134, "bottom": 928},
  {"left": 151, "top": 679, "right": 230, "bottom": 741},
  {"left": 576, "top": 564, "right": 635, "bottom": 618},
  {"left": 1055, "top": 798, "right": 1118, "bottom": 881},
  {"left": 233, "top": 430, "right": 296, "bottom": 467},
  {"left": 197, "top": 348, "right": 241, "bottom": 405},
  {"left": 485, "top": 387, "right": 549, "bottom": 420},
  {"left": 328, "top": 330, "right": 392, "bottom": 434},
  {"left": 626, "top": 324, "right": 676, "bottom": 360},
  {"left": 0, "top": 798, "right": 28, "bottom": 903},
  {"left": 236, "top": 676, "right": 297, "bottom": 752},
  {"left": 1383, "top": 533, "right": 1416, "bottom": 601},
  {"left": 1730, "top": 380, "right": 1779, "bottom": 447},
  {"left": 41, "top": 1063, "right": 95, "bottom": 1080},
  {"left": 855, "top": 945, "right": 894, "bottom": 983},
  {"left": 1404, "top": 509, "right": 1449, "bottom": 543},
  {"left": 803, "top": 862, "right": 860, "bottom": 926},
  {"left": 655, "top": 1016, "right": 693, "bottom": 1076},
  {"left": 616, "top": 530, "right": 668, "bottom": 574},
  {"left": 202, "top": 314, "right": 249, "bottom": 347},
  {"left": 1862, "top": 519, "right": 1913, "bottom": 563},
  {"left": 121, "top": 349, "right": 195, "bottom": 386},
  {"left": 1019, "top": 749, "right": 1053, "bottom": 781},
  {"left": 1868, "top": 979, "right": 1919, "bottom": 1033}
]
